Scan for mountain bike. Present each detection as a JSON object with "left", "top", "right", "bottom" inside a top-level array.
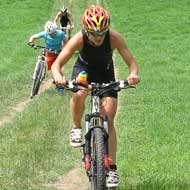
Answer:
[
  {"left": 29, "top": 44, "right": 60, "bottom": 98},
  {"left": 64, "top": 80, "right": 135, "bottom": 190},
  {"left": 29, "top": 45, "right": 47, "bottom": 98}
]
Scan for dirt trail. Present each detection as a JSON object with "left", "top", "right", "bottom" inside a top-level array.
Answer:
[
  {"left": 0, "top": 78, "right": 89, "bottom": 189},
  {"left": 0, "top": 79, "right": 52, "bottom": 127},
  {"left": 45, "top": 163, "right": 88, "bottom": 190}
]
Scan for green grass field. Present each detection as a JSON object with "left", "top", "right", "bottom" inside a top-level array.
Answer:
[{"left": 0, "top": 0, "right": 190, "bottom": 189}]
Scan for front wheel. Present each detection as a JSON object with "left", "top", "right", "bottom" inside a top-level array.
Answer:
[
  {"left": 30, "top": 61, "right": 46, "bottom": 98},
  {"left": 90, "top": 127, "right": 106, "bottom": 190}
]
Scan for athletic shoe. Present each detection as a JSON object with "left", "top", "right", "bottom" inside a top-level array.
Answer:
[
  {"left": 70, "top": 128, "right": 82, "bottom": 147},
  {"left": 55, "top": 86, "right": 64, "bottom": 94},
  {"left": 106, "top": 169, "right": 120, "bottom": 188}
]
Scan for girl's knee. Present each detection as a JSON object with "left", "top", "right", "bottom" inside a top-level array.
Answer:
[{"left": 72, "top": 90, "right": 87, "bottom": 101}]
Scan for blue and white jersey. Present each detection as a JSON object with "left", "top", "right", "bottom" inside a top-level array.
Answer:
[{"left": 37, "top": 30, "right": 66, "bottom": 52}]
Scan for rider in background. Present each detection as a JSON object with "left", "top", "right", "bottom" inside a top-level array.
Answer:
[
  {"left": 28, "top": 21, "right": 67, "bottom": 93},
  {"left": 52, "top": 5, "right": 139, "bottom": 187},
  {"left": 54, "top": 6, "right": 75, "bottom": 40}
]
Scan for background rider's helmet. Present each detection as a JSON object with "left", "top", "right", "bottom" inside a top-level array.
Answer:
[
  {"left": 61, "top": 6, "right": 67, "bottom": 14},
  {"left": 82, "top": 4, "right": 110, "bottom": 32},
  {"left": 44, "top": 21, "right": 56, "bottom": 34}
]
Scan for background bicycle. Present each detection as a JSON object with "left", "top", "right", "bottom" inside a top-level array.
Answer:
[
  {"left": 28, "top": 44, "right": 60, "bottom": 98},
  {"left": 64, "top": 80, "right": 135, "bottom": 190},
  {"left": 29, "top": 44, "right": 47, "bottom": 98}
]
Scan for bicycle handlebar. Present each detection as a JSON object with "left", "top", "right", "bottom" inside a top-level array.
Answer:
[
  {"left": 64, "top": 80, "right": 135, "bottom": 95},
  {"left": 33, "top": 45, "right": 46, "bottom": 49},
  {"left": 61, "top": 26, "right": 70, "bottom": 30},
  {"left": 60, "top": 25, "right": 73, "bottom": 30},
  {"left": 28, "top": 43, "right": 60, "bottom": 54},
  {"left": 28, "top": 42, "right": 46, "bottom": 49}
]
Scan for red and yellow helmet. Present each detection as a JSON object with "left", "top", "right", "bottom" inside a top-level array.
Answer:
[{"left": 82, "top": 5, "right": 110, "bottom": 32}]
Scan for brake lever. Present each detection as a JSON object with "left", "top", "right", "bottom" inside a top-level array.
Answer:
[{"left": 113, "top": 86, "right": 121, "bottom": 91}]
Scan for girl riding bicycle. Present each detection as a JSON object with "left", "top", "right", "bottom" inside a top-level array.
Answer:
[
  {"left": 28, "top": 21, "right": 67, "bottom": 93},
  {"left": 52, "top": 4, "right": 139, "bottom": 187},
  {"left": 53, "top": 6, "right": 75, "bottom": 40}
]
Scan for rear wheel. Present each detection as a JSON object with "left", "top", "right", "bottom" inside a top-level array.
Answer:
[{"left": 90, "top": 127, "right": 106, "bottom": 190}]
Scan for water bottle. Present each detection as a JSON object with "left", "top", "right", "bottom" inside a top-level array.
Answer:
[{"left": 76, "top": 70, "right": 87, "bottom": 83}]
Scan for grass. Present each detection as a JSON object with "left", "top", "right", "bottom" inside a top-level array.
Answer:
[
  {"left": 0, "top": 0, "right": 190, "bottom": 189},
  {"left": 112, "top": 0, "right": 190, "bottom": 189},
  {"left": 0, "top": 0, "right": 55, "bottom": 117},
  {"left": 0, "top": 92, "right": 79, "bottom": 190}
]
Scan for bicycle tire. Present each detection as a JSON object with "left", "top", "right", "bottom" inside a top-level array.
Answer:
[
  {"left": 30, "top": 62, "right": 41, "bottom": 98},
  {"left": 36, "top": 61, "right": 46, "bottom": 94},
  {"left": 90, "top": 127, "right": 106, "bottom": 190},
  {"left": 30, "top": 61, "right": 46, "bottom": 98}
]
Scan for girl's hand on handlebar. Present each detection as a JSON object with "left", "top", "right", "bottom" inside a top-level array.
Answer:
[
  {"left": 28, "top": 42, "right": 35, "bottom": 48},
  {"left": 127, "top": 73, "right": 140, "bottom": 85},
  {"left": 53, "top": 73, "right": 67, "bottom": 86}
]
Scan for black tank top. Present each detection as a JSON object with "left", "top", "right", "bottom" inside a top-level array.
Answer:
[
  {"left": 60, "top": 14, "right": 70, "bottom": 26},
  {"left": 78, "top": 29, "right": 115, "bottom": 82}
]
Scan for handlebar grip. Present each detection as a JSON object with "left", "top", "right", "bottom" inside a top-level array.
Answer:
[
  {"left": 66, "top": 80, "right": 91, "bottom": 91},
  {"left": 124, "top": 80, "right": 128, "bottom": 85},
  {"left": 28, "top": 42, "right": 35, "bottom": 47}
]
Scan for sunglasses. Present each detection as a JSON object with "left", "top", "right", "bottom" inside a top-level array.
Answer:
[{"left": 88, "top": 29, "right": 108, "bottom": 37}]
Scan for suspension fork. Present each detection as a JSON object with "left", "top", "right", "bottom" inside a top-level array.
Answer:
[
  {"left": 84, "top": 114, "right": 91, "bottom": 176},
  {"left": 103, "top": 115, "right": 110, "bottom": 171}
]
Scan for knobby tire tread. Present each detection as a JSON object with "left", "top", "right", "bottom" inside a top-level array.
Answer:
[{"left": 91, "top": 127, "right": 106, "bottom": 190}]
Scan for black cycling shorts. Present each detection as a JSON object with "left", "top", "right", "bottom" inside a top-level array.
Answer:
[{"left": 71, "top": 57, "right": 118, "bottom": 99}]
